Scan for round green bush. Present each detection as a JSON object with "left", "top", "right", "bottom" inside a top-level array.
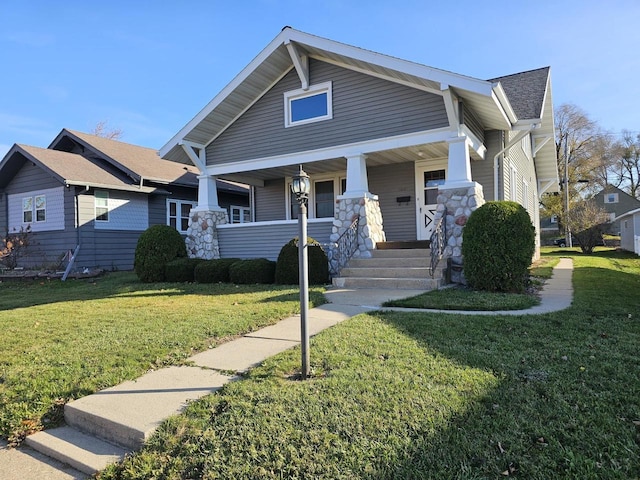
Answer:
[
  {"left": 461, "top": 201, "right": 535, "bottom": 292},
  {"left": 275, "top": 237, "right": 329, "bottom": 285},
  {"left": 134, "top": 225, "right": 187, "bottom": 282},
  {"left": 229, "top": 258, "right": 276, "bottom": 284},
  {"left": 194, "top": 258, "right": 240, "bottom": 283},
  {"left": 165, "top": 258, "right": 204, "bottom": 283}
]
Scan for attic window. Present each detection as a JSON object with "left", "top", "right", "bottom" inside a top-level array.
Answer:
[
  {"left": 284, "top": 81, "right": 332, "bottom": 127},
  {"left": 605, "top": 193, "right": 619, "bottom": 204}
]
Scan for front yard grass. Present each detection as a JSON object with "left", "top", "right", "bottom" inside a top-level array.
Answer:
[
  {"left": 0, "top": 273, "right": 325, "bottom": 444},
  {"left": 98, "top": 250, "right": 640, "bottom": 479}
]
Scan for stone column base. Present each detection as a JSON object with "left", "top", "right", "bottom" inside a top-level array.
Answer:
[
  {"left": 185, "top": 209, "right": 228, "bottom": 260},
  {"left": 331, "top": 195, "right": 386, "bottom": 259},
  {"left": 433, "top": 183, "right": 485, "bottom": 283}
]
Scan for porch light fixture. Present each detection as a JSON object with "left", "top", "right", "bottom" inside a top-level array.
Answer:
[{"left": 291, "top": 165, "right": 311, "bottom": 379}]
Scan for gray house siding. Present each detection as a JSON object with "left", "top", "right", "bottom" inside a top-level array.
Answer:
[
  {"left": 368, "top": 162, "right": 416, "bottom": 241},
  {"left": 218, "top": 220, "right": 332, "bottom": 261},
  {"left": 255, "top": 178, "right": 286, "bottom": 222},
  {"left": 462, "top": 104, "right": 485, "bottom": 144},
  {"left": 207, "top": 59, "right": 448, "bottom": 165},
  {"left": 476, "top": 130, "right": 503, "bottom": 202},
  {"left": 4, "top": 160, "right": 60, "bottom": 194},
  {"left": 594, "top": 186, "right": 640, "bottom": 234}
]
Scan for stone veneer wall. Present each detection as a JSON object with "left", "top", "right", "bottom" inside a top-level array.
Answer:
[
  {"left": 185, "top": 210, "right": 229, "bottom": 260},
  {"left": 433, "top": 183, "right": 485, "bottom": 283},
  {"left": 330, "top": 196, "right": 386, "bottom": 262}
]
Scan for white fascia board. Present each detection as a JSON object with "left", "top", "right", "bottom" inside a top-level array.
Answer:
[
  {"left": 287, "top": 29, "right": 494, "bottom": 96},
  {"left": 205, "top": 128, "right": 452, "bottom": 177},
  {"left": 614, "top": 207, "right": 640, "bottom": 222},
  {"left": 160, "top": 29, "right": 292, "bottom": 159},
  {"left": 491, "top": 83, "right": 518, "bottom": 125}
]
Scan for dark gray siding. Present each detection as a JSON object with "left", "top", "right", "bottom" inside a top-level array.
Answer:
[
  {"left": 255, "top": 178, "right": 286, "bottom": 221},
  {"left": 207, "top": 59, "right": 448, "bottom": 164},
  {"left": 218, "top": 221, "right": 332, "bottom": 261},
  {"left": 368, "top": 162, "right": 416, "bottom": 241},
  {"left": 4, "top": 161, "right": 60, "bottom": 194}
]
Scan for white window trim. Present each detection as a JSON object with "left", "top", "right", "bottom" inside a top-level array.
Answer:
[
  {"left": 510, "top": 165, "right": 518, "bottom": 201},
  {"left": 230, "top": 205, "right": 252, "bottom": 224},
  {"left": 522, "top": 179, "right": 529, "bottom": 210},
  {"left": 22, "top": 196, "right": 33, "bottom": 223},
  {"left": 284, "top": 81, "right": 333, "bottom": 128},
  {"left": 95, "top": 190, "right": 109, "bottom": 223},
  {"left": 167, "top": 199, "right": 195, "bottom": 233},
  {"left": 34, "top": 195, "right": 46, "bottom": 222},
  {"left": 604, "top": 193, "right": 619, "bottom": 204},
  {"left": 285, "top": 171, "right": 346, "bottom": 220}
]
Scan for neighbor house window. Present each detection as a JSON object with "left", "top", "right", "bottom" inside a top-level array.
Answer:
[
  {"left": 22, "top": 197, "right": 33, "bottom": 223},
  {"left": 230, "top": 205, "right": 252, "bottom": 224},
  {"left": 605, "top": 193, "right": 619, "bottom": 204},
  {"left": 284, "top": 81, "right": 332, "bottom": 127},
  {"left": 95, "top": 190, "right": 109, "bottom": 222},
  {"left": 35, "top": 195, "right": 46, "bottom": 222},
  {"left": 168, "top": 199, "right": 194, "bottom": 233},
  {"left": 550, "top": 215, "right": 558, "bottom": 224}
]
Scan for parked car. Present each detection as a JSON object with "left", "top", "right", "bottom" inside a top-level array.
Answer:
[{"left": 553, "top": 235, "right": 605, "bottom": 247}]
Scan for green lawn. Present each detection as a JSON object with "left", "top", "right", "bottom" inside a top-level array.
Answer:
[
  {"left": 98, "top": 250, "right": 640, "bottom": 479},
  {"left": 0, "top": 273, "right": 325, "bottom": 444}
]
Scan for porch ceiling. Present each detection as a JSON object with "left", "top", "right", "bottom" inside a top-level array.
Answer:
[{"left": 219, "top": 141, "right": 480, "bottom": 184}]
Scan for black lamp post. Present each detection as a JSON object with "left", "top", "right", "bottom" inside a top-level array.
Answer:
[{"left": 291, "top": 165, "right": 311, "bottom": 379}]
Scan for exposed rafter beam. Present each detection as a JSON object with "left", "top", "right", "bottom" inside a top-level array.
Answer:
[
  {"left": 285, "top": 40, "right": 309, "bottom": 90},
  {"left": 179, "top": 141, "right": 207, "bottom": 172},
  {"left": 441, "top": 86, "right": 460, "bottom": 132},
  {"left": 538, "top": 178, "right": 556, "bottom": 196}
]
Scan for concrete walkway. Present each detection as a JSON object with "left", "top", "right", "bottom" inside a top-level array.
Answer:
[{"left": 0, "top": 258, "right": 573, "bottom": 479}]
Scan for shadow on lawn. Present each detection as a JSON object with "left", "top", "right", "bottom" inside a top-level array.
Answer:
[
  {"left": 368, "top": 261, "right": 640, "bottom": 478},
  {"left": 0, "top": 272, "right": 320, "bottom": 312}
]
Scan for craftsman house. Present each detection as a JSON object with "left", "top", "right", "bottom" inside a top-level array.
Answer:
[
  {"left": 0, "top": 129, "right": 249, "bottom": 271},
  {"left": 160, "top": 28, "right": 558, "bottom": 286}
]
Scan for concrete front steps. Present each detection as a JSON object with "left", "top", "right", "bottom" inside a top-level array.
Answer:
[
  {"left": 332, "top": 244, "right": 447, "bottom": 290},
  {"left": 25, "top": 366, "right": 233, "bottom": 475}
]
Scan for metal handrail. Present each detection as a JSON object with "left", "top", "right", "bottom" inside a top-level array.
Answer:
[
  {"left": 429, "top": 216, "right": 446, "bottom": 278},
  {"left": 326, "top": 216, "right": 360, "bottom": 277}
]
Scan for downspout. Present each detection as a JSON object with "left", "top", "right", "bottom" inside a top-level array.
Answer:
[{"left": 493, "top": 126, "right": 536, "bottom": 201}]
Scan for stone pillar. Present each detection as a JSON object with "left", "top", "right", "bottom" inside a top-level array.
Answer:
[
  {"left": 185, "top": 209, "right": 228, "bottom": 260},
  {"left": 331, "top": 195, "right": 386, "bottom": 260},
  {"left": 433, "top": 182, "right": 485, "bottom": 283}
]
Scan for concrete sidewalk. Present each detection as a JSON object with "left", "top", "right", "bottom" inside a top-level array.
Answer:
[{"left": 0, "top": 258, "right": 573, "bottom": 479}]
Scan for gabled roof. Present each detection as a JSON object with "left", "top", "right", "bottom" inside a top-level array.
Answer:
[
  {"left": 489, "top": 67, "right": 550, "bottom": 121},
  {"left": 0, "top": 144, "right": 157, "bottom": 193},
  {"left": 160, "top": 27, "right": 544, "bottom": 165},
  {"left": 51, "top": 129, "right": 199, "bottom": 187}
]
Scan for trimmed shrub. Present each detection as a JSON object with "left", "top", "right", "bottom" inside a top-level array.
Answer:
[
  {"left": 165, "top": 258, "right": 204, "bottom": 283},
  {"left": 229, "top": 258, "right": 276, "bottom": 284},
  {"left": 134, "top": 225, "right": 187, "bottom": 282},
  {"left": 194, "top": 258, "right": 241, "bottom": 283},
  {"left": 461, "top": 201, "right": 535, "bottom": 293},
  {"left": 275, "top": 237, "right": 329, "bottom": 285}
]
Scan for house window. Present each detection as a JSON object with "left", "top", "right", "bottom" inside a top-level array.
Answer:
[
  {"left": 34, "top": 195, "right": 46, "bottom": 222},
  {"left": 286, "top": 173, "right": 345, "bottom": 220},
  {"left": 284, "top": 81, "right": 332, "bottom": 127},
  {"left": 510, "top": 166, "right": 518, "bottom": 201},
  {"left": 605, "top": 193, "right": 619, "bottom": 204},
  {"left": 168, "top": 199, "right": 195, "bottom": 233},
  {"left": 522, "top": 179, "right": 529, "bottom": 210},
  {"left": 230, "top": 205, "right": 252, "bottom": 224},
  {"left": 22, "top": 197, "right": 33, "bottom": 223},
  {"left": 315, "top": 180, "right": 335, "bottom": 218},
  {"left": 550, "top": 215, "right": 558, "bottom": 224},
  {"left": 95, "top": 190, "right": 109, "bottom": 222}
]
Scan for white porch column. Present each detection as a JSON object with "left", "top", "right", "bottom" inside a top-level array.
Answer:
[
  {"left": 343, "top": 154, "right": 372, "bottom": 198},
  {"left": 445, "top": 135, "right": 474, "bottom": 187},
  {"left": 193, "top": 174, "right": 225, "bottom": 212}
]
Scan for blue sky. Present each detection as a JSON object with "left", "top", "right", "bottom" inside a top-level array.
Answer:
[{"left": 1, "top": 0, "right": 638, "bottom": 158}]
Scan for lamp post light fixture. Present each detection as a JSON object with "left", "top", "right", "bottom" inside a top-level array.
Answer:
[{"left": 291, "top": 165, "right": 311, "bottom": 379}]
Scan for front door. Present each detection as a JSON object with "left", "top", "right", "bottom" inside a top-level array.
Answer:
[{"left": 416, "top": 167, "right": 446, "bottom": 240}]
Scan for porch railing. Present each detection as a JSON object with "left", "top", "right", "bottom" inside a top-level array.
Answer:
[
  {"left": 429, "top": 215, "right": 446, "bottom": 278},
  {"left": 326, "top": 216, "right": 360, "bottom": 277}
]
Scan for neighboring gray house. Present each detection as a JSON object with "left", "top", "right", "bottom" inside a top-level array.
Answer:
[
  {"left": 616, "top": 208, "right": 640, "bottom": 255},
  {"left": 593, "top": 185, "right": 640, "bottom": 235},
  {"left": 159, "top": 28, "right": 558, "bottom": 282},
  {"left": 0, "top": 129, "right": 249, "bottom": 270}
]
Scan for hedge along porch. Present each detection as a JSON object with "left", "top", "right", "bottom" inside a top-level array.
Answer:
[{"left": 159, "top": 28, "right": 558, "bottom": 278}]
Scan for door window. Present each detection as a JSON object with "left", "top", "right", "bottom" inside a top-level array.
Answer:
[{"left": 424, "top": 170, "right": 446, "bottom": 205}]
